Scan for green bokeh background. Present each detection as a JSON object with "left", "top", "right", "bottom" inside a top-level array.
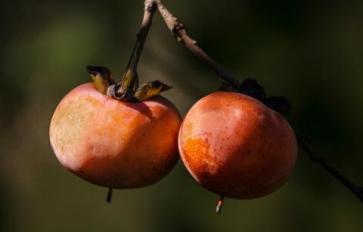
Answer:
[{"left": 1, "top": 0, "right": 362, "bottom": 231}]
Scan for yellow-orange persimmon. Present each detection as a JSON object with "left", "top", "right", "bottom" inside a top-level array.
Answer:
[
  {"left": 178, "top": 92, "right": 297, "bottom": 199},
  {"left": 49, "top": 83, "right": 181, "bottom": 188}
]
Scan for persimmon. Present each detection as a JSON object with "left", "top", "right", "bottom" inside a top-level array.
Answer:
[
  {"left": 178, "top": 91, "right": 297, "bottom": 200},
  {"left": 49, "top": 82, "right": 181, "bottom": 189}
]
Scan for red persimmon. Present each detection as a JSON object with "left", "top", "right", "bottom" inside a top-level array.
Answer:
[
  {"left": 50, "top": 83, "right": 181, "bottom": 188},
  {"left": 178, "top": 91, "right": 297, "bottom": 199}
]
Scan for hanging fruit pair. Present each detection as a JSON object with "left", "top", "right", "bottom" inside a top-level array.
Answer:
[
  {"left": 49, "top": 0, "right": 297, "bottom": 213},
  {"left": 49, "top": 73, "right": 297, "bottom": 211}
]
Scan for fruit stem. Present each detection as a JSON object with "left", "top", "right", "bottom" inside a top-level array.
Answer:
[
  {"left": 127, "top": 0, "right": 156, "bottom": 75},
  {"left": 216, "top": 195, "right": 225, "bottom": 214},
  {"left": 114, "top": 0, "right": 157, "bottom": 100},
  {"left": 297, "top": 133, "right": 363, "bottom": 203},
  {"left": 106, "top": 187, "right": 113, "bottom": 203},
  {"left": 155, "top": 0, "right": 240, "bottom": 89}
]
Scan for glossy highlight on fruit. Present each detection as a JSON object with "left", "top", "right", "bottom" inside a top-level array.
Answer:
[
  {"left": 50, "top": 83, "right": 181, "bottom": 188},
  {"left": 178, "top": 91, "right": 297, "bottom": 199}
]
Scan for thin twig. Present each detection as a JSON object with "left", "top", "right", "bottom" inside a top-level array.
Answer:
[
  {"left": 113, "top": 0, "right": 157, "bottom": 99},
  {"left": 127, "top": 0, "right": 157, "bottom": 73},
  {"left": 154, "top": 0, "right": 363, "bottom": 204},
  {"left": 155, "top": 0, "right": 240, "bottom": 88},
  {"left": 297, "top": 134, "right": 363, "bottom": 203}
]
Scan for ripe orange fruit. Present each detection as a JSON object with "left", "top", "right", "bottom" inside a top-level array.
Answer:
[
  {"left": 178, "top": 91, "right": 297, "bottom": 199},
  {"left": 50, "top": 83, "right": 181, "bottom": 188}
]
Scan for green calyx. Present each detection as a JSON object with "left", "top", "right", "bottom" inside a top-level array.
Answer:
[
  {"left": 87, "top": 66, "right": 114, "bottom": 94},
  {"left": 134, "top": 80, "right": 172, "bottom": 101},
  {"left": 86, "top": 66, "right": 172, "bottom": 102}
]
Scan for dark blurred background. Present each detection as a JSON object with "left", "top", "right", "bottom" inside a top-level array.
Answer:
[{"left": 1, "top": 0, "right": 363, "bottom": 231}]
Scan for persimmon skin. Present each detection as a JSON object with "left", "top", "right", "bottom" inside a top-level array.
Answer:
[
  {"left": 49, "top": 83, "right": 181, "bottom": 188},
  {"left": 178, "top": 92, "right": 297, "bottom": 199}
]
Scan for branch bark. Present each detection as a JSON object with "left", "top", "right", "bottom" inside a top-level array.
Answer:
[
  {"left": 154, "top": 0, "right": 363, "bottom": 204},
  {"left": 155, "top": 0, "right": 240, "bottom": 88}
]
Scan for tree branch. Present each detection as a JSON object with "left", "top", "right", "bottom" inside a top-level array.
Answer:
[
  {"left": 155, "top": 0, "right": 240, "bottom": 88},
  {"left": 296, "top": 134, "right": 363, "bottom": 203},
  {"left": 154, "top": 0, "right": 363, "bottom": 203}
]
